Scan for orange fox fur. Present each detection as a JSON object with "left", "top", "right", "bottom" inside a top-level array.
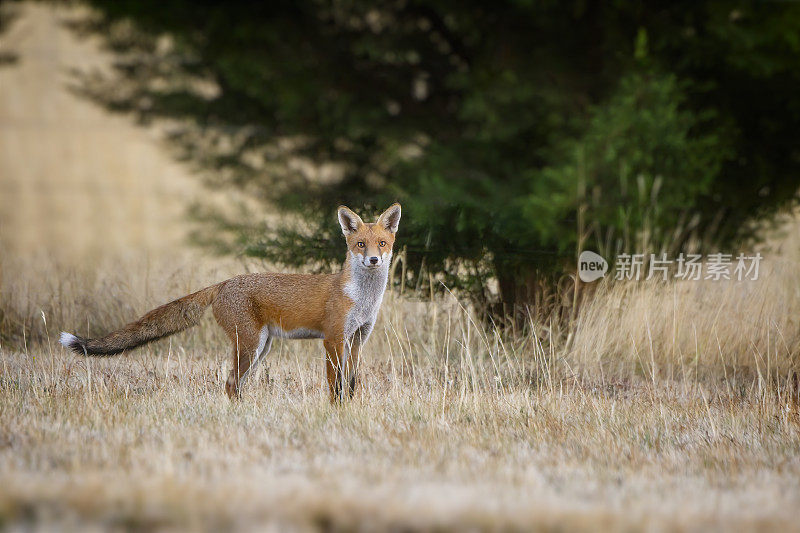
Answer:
[{"left": 60, "top": 203, "right": 402, "bottom": 402}]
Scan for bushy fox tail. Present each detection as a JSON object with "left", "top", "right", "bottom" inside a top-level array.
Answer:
[{"left": 59, "top": 283, "right": 222, "bottom": 356}]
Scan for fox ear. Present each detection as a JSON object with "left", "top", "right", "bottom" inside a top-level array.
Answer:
[
  {"left": 377, "top": 203, "right": 401, "bottom": 234},
  {"left": 337, "top": 205, "right": 363, "bottom": 236}
]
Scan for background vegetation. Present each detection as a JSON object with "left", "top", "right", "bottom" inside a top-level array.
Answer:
[{"left": 73, "top": 0, "right": 800, "bottom": 311}]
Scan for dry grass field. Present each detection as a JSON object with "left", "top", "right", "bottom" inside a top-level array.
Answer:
[
  {"left": 3, "top": 251, "right": 800, "bottom": 532},
  {"left": 2, "top": 252, "right": 800, "bottom": 532},
  {"left": 2, "top": 2, "right": 800, "bottom": 532}
]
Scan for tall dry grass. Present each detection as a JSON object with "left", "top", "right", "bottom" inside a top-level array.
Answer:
[
  {"left": 5, "top": 242, "right": 800, "bottom": 393},
  {"left": 570, "top": 269, "right": 800, "bottom": 388},
  {"left": 2, "top": 245, "right": 800, "bottom": 530}
]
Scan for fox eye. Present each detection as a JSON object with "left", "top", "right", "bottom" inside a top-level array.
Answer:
[
  {"left": 357, "top": 241, "right": 365, "bottom": 248},
  {"left": 379, "top": 241, "right": 387, "bottom": 247}
]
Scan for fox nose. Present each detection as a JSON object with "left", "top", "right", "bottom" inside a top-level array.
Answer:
[{"left": 369, "top": 256, "right": 379, "bottom": 265}]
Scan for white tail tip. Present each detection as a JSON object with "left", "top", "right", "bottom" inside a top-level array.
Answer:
[{"left": 59, "top": 332, "right": 78, "bottom": 348}]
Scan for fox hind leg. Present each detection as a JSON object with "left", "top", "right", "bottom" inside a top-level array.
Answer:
[
  {"left": 223, "top": 322, "right": 263, "bottom": 399},
  {"left": 244, "top": 326, "right": 273, "bottom": 382}
]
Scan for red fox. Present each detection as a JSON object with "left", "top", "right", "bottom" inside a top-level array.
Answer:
[{"left": 60, "top": 203, "right": 401, "bottom": 402}]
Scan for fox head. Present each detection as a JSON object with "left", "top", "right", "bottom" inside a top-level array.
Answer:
[{"left": 338, "top": 203, "right": 401, "bottom": 269}]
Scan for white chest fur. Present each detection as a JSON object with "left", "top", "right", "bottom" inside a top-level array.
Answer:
[{"left": 343, "top": 252, "right": 390, "bottom": 338}]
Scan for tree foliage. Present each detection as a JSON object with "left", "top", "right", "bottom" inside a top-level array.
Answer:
[{"left": 78, "top": 0, "right": 800, "bottom": 310}]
